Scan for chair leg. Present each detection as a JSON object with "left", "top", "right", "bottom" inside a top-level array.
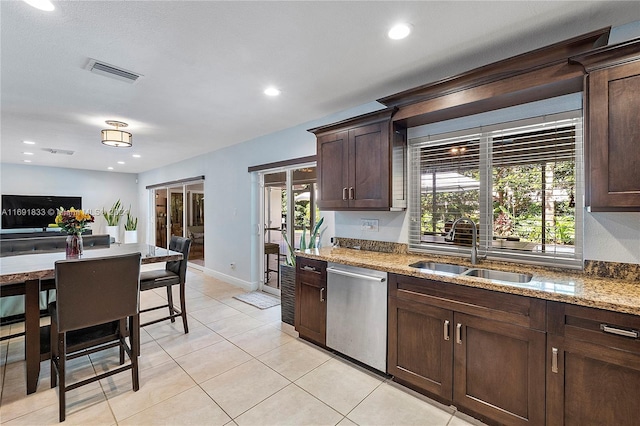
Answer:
[
  {"left": 50, "top": 320, "right": 58, "bottom": 389},
  {"left": 58, "top": 332, "right": 66, "bottom": 422},
  {"left": 179, "top": 282, "right": 189, "bottom": 334},
  {"left": 166, "top": 285, "right": 176, "bottom": 323},
  {"left": 130, "top": 315, "right": 140, "bottom": 392},
  {"left": 119, "top": 319, "right": 126, "bottom": 365}
]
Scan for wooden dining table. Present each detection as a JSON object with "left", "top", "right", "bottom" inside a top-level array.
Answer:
[{"left": 0, "top": 242, "right": 183, "bottom": 394}]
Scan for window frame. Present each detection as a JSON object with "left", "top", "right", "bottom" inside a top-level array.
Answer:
[{"left": 408, "top": 110, "right": 584, "bottom": 269}]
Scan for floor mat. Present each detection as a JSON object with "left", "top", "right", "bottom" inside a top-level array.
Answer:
[{"left": 233, "top": 291, "right": 281, "bottom": 309}]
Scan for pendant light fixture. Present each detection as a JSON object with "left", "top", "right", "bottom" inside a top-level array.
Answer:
[{"left": 101, "top": 120, "right": 132, "bottom": 147}]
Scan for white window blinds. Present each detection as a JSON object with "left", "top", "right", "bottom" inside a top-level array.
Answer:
[{"left": 409, "top": 112, "right": 583, "bottom": 268}]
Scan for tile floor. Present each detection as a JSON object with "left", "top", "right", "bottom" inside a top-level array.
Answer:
[{"left": 0, "top": 268, "right": 485, "bottom": 425}]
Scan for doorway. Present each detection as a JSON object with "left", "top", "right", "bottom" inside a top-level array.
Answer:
[
  {"left": 260, "top": 164, "right": 318, "bottom": 295},
  {"left": 151, "top": 179, "right": 205, "bottom": 267}
]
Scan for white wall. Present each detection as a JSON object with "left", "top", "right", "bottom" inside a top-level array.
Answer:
[
  {"left": 0, "top": 163, "right": 139, "bottom": 241},
  {"left": 137, "top": 102, "right": 382, "bottom": 290}
]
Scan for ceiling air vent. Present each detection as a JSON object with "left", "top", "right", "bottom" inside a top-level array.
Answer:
[
  {"left": 42, "top": 148, "right": 74, "bottom": 155},
  {"left": 86, "top": 59, "right": 142, "bottom": 84}
]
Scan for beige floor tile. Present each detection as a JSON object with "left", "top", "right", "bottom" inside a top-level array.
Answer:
[
  {"left": 227, "top": 324, "right": 294, "bottom": 357},
  {"left": 217, "top": 297, "right": 264, "bottom": 315},
  {"left": 4, "top": 398, "right": 115, "bottom": 425},
  {"left": 200, "top": 358, "right": 289, "bottom": 418},
  {"left": 182, "top": 294, "right": 224, "bottom": 312},
  {"left": 245, "top": 305, "right": 282, "bottom": 324},
  {"left": 258, "top": 339, "right": 333, "bottom": 381},
  {"left": 337, "top": 417, "right": 358, "bottom": 426},
  {"left": 202, "top": 286, "right": 247, "bottom": 300},
  {"left": 101, "top": 360, "right": 196, "bottom": 421},
  {"left": 189, "top": 304, "right": 244, "bottom": 324},
  {"left": 119, "top": 386, "right": 230, "bottom": 426},
  {"left": 174, "top": 339, "right": 252, "bottom": 384},
  {"left": 141, "top": 313, "right": 203, "bottom": 341},
  {"left": 450, "top": 412, "right": 487, "bottom": 426},
  {"left": 295, "top": 357, "right": 383, "bottom": 415},
  {"left": 205, "top": 312, "right": 264, "bottom": 339},
  {"left": 235, "top": 383, "right": 343, "bottom": 426},
  {"left": 347, "top": 382, "right": 453, "bottom": 426},
  {"left": 272, "top": 321, "right": 299, "bottom": 338},
  {"left": 155, "top": 325, "right": 224, "bottom": 358},
  {"left": 90, "top": 339, "right": 173, "bottom": 373}
]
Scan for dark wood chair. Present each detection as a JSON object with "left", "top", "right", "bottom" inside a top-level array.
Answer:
[
  {"left": 139, "top": 236, "right": 191, "bottom": 333},
  {"left": 49, "top": 253, "right": 141, "bottom": 422}
]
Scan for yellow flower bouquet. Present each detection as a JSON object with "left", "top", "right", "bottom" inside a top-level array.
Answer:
[{"left": 55, "top": 207, "right": 95, "bottom": 235}]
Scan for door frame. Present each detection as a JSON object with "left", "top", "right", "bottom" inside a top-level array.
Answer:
[{"left": 258, "top": 160, "right": 316, "bottom": 295}]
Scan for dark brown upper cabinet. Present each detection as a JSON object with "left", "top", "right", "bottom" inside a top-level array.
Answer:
[
  {"left": 309, "top": 108, "right": 407, "bottom": 211},
  {"left": 572, "top": 39, "right": 640, "bottom": 211}
]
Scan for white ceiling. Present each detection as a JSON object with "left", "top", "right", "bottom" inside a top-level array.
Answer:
[{"left": 2, "top": 1, "right": 639, "bottom": 174}]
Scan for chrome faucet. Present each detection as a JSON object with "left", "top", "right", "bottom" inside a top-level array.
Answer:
[{"left": 445, "top": 217, "right": 479, "bottom": 265}]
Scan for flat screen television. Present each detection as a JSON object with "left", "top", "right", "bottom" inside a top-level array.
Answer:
[{"left": 1, "top": 195, "right": 82, "bottom": 230}]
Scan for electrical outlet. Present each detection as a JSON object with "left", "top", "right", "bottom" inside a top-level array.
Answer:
[
  {"left": 230, "top": 262, "right": 236, "bottom": 269},
  {"left": 360, "top": 219, "right": 379, "bottom": 232}
]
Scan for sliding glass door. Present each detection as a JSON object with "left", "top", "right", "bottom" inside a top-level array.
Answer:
[{"left": 151, "top": 179, "right": 205, "bottom": 267}]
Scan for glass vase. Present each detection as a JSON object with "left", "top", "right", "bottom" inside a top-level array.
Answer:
[{"left": 66, "top": 233, "right": 83, "bottom": 258}]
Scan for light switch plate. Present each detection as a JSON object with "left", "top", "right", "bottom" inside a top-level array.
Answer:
[{"left": 361, "top": 219, "right": 379, "bottom": 232}]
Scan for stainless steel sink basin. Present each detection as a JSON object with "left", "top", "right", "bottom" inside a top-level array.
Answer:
[
  {"left": 462, "top": 268, "right": 532, "bottom": 283},
  {"left": 409, "top": 261, "right": 468, "bottom": 275}
]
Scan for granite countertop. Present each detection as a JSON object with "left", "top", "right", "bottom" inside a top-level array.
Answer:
[{"left": 297, "top": 247, "right": 640, "bottom": 316}]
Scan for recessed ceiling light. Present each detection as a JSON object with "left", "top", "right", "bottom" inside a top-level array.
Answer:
[
  {"left": 117, "top": 161, "right": 125, "bottom": 165},
  {"left": 23, "top": 152, "right": 34, "bottom": 155},
  {"left": 107, "top": 167, "right": 114, "bottom": 170},
  {"left": 132, "top": 154, "right": 141, "bottom": 158},
  {"left": 23, "top": 140, "right": 36, "bottom": 145},
  {"left": 22, "top": 0, "right": 55, "bottom": 11},
  {"left": 264, "top": 87, "right": 281, "bottom": 97},
  {"left": 24, "top": 159, "right": 32, "bottom": 163},
  {"left": 388, "top": 23, "right": 411, "bottom": 40}
]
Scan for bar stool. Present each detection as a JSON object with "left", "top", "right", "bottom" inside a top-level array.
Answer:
[{"left": 264, "top": 242, "right": 280, "bottom": 286}]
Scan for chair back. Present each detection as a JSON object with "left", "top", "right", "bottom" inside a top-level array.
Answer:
[
  {"left": 54, "top": 253, "right": 141, "bottom": 333},
  {"left": 166, "top": 236, "right": 191, "bottom": 283}
]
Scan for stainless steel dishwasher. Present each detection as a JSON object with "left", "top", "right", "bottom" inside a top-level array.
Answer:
[{"left": 326, "top": 262, "right": 388, "bottom": 373}]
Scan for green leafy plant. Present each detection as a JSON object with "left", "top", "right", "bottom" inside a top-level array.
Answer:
[
  {"left": 282, "top": 217, "right": 325, "bottom": 266},
  {"left": 124, "top": 207, "right": 138, "bottom": 231},
  {"left": 103, "top": 199, "right": 124, "bottom": 226}
]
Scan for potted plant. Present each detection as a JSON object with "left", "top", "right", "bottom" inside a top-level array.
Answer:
[
  {"left": 279, "top": 217, "right": 324, "bottom": 325},
  {"left": 103, "top": 199, "right": 124, "bottom": 243},
  {"left": 124, "top": 207, "right": 138, "bottom": 244}
]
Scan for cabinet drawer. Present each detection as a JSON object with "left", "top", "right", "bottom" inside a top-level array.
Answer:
[
  {"left": 296, "top": 257, "right": 327, "bottom": 285},
  {"left": 389, "top": 273, "right": 546, "bottom": 330},
  {"left": 548, "top": 301, "right": 640, "bottom": 354}
]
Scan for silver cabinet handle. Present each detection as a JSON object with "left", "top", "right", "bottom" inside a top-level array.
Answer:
[
  {"left": 343, "top": 187, "right": 348, "bottom": 201},
  {"left": 456, "top": 323, "right": 462, "bottom": 344},
  {"left": 552, "top": 347, "right": 558, "bottom": 373},
  {"left": 349, "top": 187, "right": 354, "bottom": 200},
  {"left": 600, "top": 324, "right": 639, "bottom": 339},
  {"left": 444, "top": 320, "right": 450, "bottom": 341},
  {"left": 301, "top": 265, "right": 321, "bottom": 274},
  {"left": 320, "top": 287, "right": 325, "bottom": 302}
]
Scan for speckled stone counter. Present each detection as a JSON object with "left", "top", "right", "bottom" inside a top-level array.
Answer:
[{"left": 297, "top": 247, "right": 640, "bottom": 316}]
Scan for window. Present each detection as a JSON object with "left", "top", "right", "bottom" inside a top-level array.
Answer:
[{"left": 408, "top": 111, "right": 583, "bottom": 267}]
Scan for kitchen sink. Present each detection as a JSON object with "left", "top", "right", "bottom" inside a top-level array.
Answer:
[
  {"left": 462, "top": 268, "right": 533, "bottom": 283},
  {"left": 408, "top": 261, "right": 468, "bottom": 275}
]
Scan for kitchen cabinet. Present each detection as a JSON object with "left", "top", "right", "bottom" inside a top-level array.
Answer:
[
  {"left": 310, "top": 108, "right": 406, "bottom": 211},
  {"left": 546, "top": 302, "right": 640, "bottom": 426},
  {"left": 294, "top": 257, "right": 327, "bottom": 346},
  {"left": 388, "top": 274, "right": 546, "bottom": 426},
  {"left": 572, "top": 39, "right": 640, "bottom": 211}
]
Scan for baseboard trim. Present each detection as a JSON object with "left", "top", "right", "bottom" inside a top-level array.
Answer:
[{"left": 200, "top": 267, "right": 257, "bottom": 291}]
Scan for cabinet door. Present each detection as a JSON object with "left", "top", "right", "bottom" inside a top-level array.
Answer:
[
  {"left": 388, "top": 296, "right": 453, "bottom": 400},
  {"left": 295, "top": 269, "right": 326, "bottom": 345},
  {"left": 453, "top": 313, "right": 545, "bottom": 426},
  {"left": 348, "top": 121, "right": 390, "bottom": 209},
  {"left": 587, "top": 60, "right": 640, "bottom": 210},
  {"left": 546, "top": 334, "right": 640, "bottom": 426},
  {"left": 317, "top": 130, "right": 349, "bottom": 210}
]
